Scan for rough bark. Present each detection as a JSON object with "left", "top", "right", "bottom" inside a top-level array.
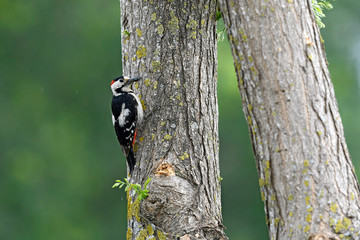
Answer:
[
  {"left": 218, "top": 0, "right": 360, "bottom": 239},
  {"left": 120, "top": 1, "right": 227, "bottom": 239}
]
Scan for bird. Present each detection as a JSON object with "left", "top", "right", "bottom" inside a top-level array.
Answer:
[{"left": 111, "top": 76, "right": 143, "bottom": 174}]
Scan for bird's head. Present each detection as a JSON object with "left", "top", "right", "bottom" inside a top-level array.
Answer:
[{"left": 111, "top": 76, "right": 142, "bottom": 95}]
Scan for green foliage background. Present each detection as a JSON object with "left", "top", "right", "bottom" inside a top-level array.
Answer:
[{"left": 1, "top": 1, "right": 359, "bottom": 239}]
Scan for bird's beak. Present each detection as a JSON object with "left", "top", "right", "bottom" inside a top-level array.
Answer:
[{"left": 124, "top": 76, "right": 142, "bottom": 86}]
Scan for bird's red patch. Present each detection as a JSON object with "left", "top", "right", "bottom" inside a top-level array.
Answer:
[
  {"left": 132, "top": 130, "right": 137, "bottom": 146},
  {"left": 111, "top": 80, "right": 115, "bottom": 85}
]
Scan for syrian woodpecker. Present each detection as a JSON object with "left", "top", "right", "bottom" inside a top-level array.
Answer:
[{"left": 111, "top": 76, "right": 143, "bottom": 174}]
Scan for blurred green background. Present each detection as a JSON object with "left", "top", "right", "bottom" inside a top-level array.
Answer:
[{"left": 1, "top": 1, "right": 359, "bottom": 239}]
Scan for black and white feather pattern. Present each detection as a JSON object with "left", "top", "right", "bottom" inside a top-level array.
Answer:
[{"left": 111, "top": 93, "right": 139, "bottom": 155}]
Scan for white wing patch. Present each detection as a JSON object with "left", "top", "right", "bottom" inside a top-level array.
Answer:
[
  {"left": 129, "top": 92, "right": 143, "bottom": 124},
  {"left": 118, "top": 103, "right": 131, "bottom": 127},
  {"left": 112, "top": 114, "right": 116, "bottom": 126}
]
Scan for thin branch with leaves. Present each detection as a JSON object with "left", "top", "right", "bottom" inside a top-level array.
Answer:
[{"left": 312, "top": 0, "right": 334, "bottom": 28}]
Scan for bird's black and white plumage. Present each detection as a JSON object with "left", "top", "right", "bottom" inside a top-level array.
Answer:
[{"left": 111, "top": 76, "right": 143, "bottom": 174}]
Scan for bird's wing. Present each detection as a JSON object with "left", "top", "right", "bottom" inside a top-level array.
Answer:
[{"left": 111, "top": 95, "right": 139, "bottom": 149}]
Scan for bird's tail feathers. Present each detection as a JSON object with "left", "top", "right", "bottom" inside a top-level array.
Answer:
[{"left": 126, "top": 147, "right": 136, "bottom": 174}]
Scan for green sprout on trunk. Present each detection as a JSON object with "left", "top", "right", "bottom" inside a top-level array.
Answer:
[
  {"left": 312, "top": 0, "right": 334, "bottom": 28},
  {"left": 112, "top": 177, "right": 152, "bottom": 201}
]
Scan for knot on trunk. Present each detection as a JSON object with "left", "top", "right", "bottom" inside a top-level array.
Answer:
[{"left": 140, "top": 175, "right": 196, "bottom": 235}]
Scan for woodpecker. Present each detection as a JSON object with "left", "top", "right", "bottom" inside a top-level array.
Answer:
[{"left": 111, "top": 76, "right": 143, "bottom": 174}]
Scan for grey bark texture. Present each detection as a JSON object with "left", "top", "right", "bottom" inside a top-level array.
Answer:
[
  {"left": 120, "top": 0, "right": 227, "bottom": 239},
  {"left": 218, "top": 0, "right": 360, "bottom": 239}
]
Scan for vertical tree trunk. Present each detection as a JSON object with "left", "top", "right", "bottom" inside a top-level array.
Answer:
[
  {"left": 120, "top": 1, "right": 227, "bottom": 239},
  {"left": 219, "top": 0, "right": 360, "bottom": 239}
]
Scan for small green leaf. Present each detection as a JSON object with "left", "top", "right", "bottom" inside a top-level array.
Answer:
[
  {"left": 217, "top": 27, "right": 226, "bottom": 42},
  {"left": 144, "top": 177, "right": 152, "bottom": 188}
]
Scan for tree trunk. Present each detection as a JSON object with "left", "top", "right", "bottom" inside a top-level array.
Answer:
[
  {"left": 120, "top": 1, "right": 227, "bottom": 239},
  {"left": 218, "top": 0, "right": 360, "bottom": 239}
]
